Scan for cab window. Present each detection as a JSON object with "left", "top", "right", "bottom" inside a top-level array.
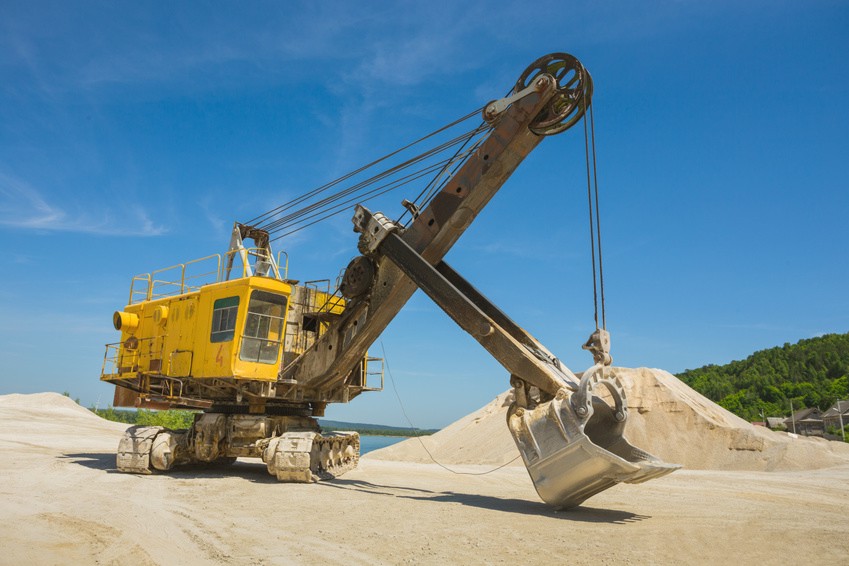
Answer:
[
  {"left": 210, "top": 296, "right": 239, "bottom": 342},
  {"left": 239, "top": 290, "right": 287, "bottom": 364}
]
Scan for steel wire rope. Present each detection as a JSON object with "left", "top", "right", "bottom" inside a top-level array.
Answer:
[
  {"left": 257, "top": 127, "right": 487, "bottom": 238},
  {"left": 243, "top": 106, "right": 485, "bottom": 228},
  {"left": 271, "top": 160, "right": 451, "bottom": 237},
  {"left": 588, "top": 103, "right": 606, "bottom": 328},
  {"left": 396, "top": 86, "right": 512, "bottom": 225},
  {"left": 258, "top": 125, "right": 488, "bottom": 235},
  {"left": 397, "top": 121, "right": 491, "bottom": 226},
  {"left": 402, "top": 135, "right": 489, "bottom": 227},
  {"left": 580, "top": 93, "right": 606, "bottom": 331},
  {"left": 582, "top": 101, "right": 600, "bottom": 330},
  {"left": 380, "top": 341, "right": 521, "bottom": 475},
  {"left": 266, "top": 157, "right": 454, "bottom": 237},
  {"left": 268, "top": 153, "right": 480, "bottom": 242}
]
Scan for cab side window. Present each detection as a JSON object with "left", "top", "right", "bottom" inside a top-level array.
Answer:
[{"left": 211, "top": 296, "right": 239, "bottom": 342}]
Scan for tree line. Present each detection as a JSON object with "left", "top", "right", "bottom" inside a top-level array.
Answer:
[
  {"left": 91, "top": 407, "right": 435, "bottom": 436},
  {"left": 676, "top": 332, "right": 849, "bottom": 422}
]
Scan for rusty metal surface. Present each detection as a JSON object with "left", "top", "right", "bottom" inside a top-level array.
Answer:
[
  {"left": 377, "top": 229, "right": 575, "bottom": 396},
  {"left": 281, "top": 75, "right": 560, "bottom": 397}
]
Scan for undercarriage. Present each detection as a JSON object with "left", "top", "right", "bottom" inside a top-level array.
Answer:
[{"left": 117, "top": 414, "right": 359, "bottom": 482}]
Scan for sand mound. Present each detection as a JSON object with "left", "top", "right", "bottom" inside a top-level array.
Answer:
[
  {"left": 0, "top": 392, "right": 103, "bottom": 419},
  {"left": 0, "top": 392, "right": 129, "bottom": 451},
  {"left": 366, "top": 367, "right": 849, "bottom": 471}
]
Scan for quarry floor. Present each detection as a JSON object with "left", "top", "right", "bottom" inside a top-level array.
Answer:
[{"left": 1, "top": 393, "right": 848, "bottom": 565}]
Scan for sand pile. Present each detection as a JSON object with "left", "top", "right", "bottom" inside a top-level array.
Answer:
[
  {"left": 0, "top": 392, "right": 129, "bottom": 452},
  {"left": 366, "top": 367, "right": 849, "bottom": 471},
  {"left": 0, "top": 392, "right": 105, "bottom": 418}
]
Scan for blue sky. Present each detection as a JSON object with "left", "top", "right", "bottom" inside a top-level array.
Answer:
[{"left": 1, "top": 1, "right": 847, "bottom": 428}]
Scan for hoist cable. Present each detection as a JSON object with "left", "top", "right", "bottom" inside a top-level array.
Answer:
[
  {"left": 268, "top": 155, "right": 477, "bottom": 242},
  {"left": 397, "top": 121, "right": 491, "bottom": 225},
  {"left": 408, "top": 135, "right": 488, "bottom": 225},
  {"left": 257, "top": 124, "right": 487, "bottom": 235},
  {"left": 581, "top": 96, "right": 607, "bottom": 332},
  {"left": 582, "top": 101, "right": 600, "bottom": 330},
  {"left": 275, "top": 161, "right": 451, "bottom": 236},
  {"left": 272, "top": 141, "right": 484, "bottom": 240},
  {"left": 246, "top": 106, "right": 483, "bottom": 227},
  {"left": 244, "top": 106, "right": 485, "bottom": 229},
  {"left": 258, "top": 128, "right": 479, "bottom": 232},
  {"left": 589, "top": 103, "right": 606, "bottom": 329}
]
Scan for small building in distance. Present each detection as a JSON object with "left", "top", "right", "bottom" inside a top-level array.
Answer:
[
  {"left": 784, "top": 407, "right": 824, "bottom": 437},
  {"left": 766, "top": 417, "right": 787, "bottom": 431},
  {"left": 822, "top": 400, "right": 849, "bottom": 433}
]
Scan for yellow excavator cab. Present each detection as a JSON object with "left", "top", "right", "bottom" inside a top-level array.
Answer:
[
  {"left": 106, "top": 277, "right": 292, "bottom": 384},
  {"left": 101, "top": 246, "right": 351, "bottom": 408}
]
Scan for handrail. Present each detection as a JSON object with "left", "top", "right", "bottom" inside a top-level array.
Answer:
[
  {"left": 277, "top": 251, "right": 289, "bottom": 280},
  {"left": 129, "top": 274, "right": 152, "bottom": 305},
  {"left": 128, "top": 248, "right": 290, "bottom": 305}
]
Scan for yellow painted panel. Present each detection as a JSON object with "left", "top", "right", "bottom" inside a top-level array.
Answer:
[{"left": 108, "top": 275, "right": 293, "bottom": 382}]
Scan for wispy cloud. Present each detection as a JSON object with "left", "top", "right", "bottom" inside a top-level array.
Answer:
[
  {"left": 1, "top": 3, "right": 380, "bottom": 97},
  {"left": 0, "top": 171, "right": 166, "bottom": 236},
  {"left": 198, "top": 196, "right": 226, "bottom": 233}
]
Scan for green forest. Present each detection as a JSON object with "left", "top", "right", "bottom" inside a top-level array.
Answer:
[
  {"left": 676, "top": 332, "right": 849, "bottom": 422},
  {"left": 91, "top": 407, "right": 196, "bottom": 429}
]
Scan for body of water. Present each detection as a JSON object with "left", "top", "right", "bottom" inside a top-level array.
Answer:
[{"left": 359, "top": 435, "right": 406, "bottom": 454}]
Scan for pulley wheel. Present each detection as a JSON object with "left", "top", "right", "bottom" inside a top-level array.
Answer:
[{"left": 516, "top": 52, "right": 593, "bottom": 135}]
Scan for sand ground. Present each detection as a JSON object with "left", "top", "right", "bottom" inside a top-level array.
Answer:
[{"left": 1, "top": 390, "right": 848, "bottom": 564}]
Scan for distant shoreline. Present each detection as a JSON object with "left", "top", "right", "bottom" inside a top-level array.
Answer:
[
  {"left": 321, "top": 429, "right": 434, "bottom": 438},
  {"left": 87, "top": 406, "right": 438, "bottom": 436}
]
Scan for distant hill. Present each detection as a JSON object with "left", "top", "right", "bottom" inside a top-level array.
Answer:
[{"left": 676, "top": 333, "right": 849, "bottom": 421}]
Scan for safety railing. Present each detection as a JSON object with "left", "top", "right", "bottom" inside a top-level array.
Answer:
[
  {"left": 149, "top": 375, "right": 185, "bottom": 399},
  {"left": 304, "top": 279, "right": 346, "bottom": 316},
  {"left": 362, "top": 356, "right": 385, "bottom": 392},
  {"left": 277, "top": 251, "right": 289, "bottom": 280},
  {"left": 101, "top": 343, "right": 128, "bottom": 378},
  {"left": 128, "top": 248, "right": 287, "bottom": 305},
  {"left": 100, "top": 336, "right": 164, "bottom": 378}
]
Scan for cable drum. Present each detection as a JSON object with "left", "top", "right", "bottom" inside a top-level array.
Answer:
[{"left": 339, "top": 256, "right": 376, "bottom": 299}]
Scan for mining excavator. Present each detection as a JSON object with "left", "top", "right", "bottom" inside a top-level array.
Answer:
[{"left": 100, "top": 53, "right": 678, "bottom": 509}]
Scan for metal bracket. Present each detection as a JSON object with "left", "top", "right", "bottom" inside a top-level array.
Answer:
[
  {"left": 223, "top": 222, "right": 278, "bottom": 280},
  {"left": 401, "top": 199, "right": 420, "bottom": 219},
  {"left": 352, "top": 205, "right": 401, "bottom": 254},
  {"left": 482, "top": 75, "right": 554, "bottom": 123},
  {"left": 582, "top": 328, "right": 612, "bottom": 366}
]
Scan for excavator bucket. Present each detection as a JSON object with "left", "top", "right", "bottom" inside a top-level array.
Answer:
[{"left": 507, "top": 367, "right": 680, "bottom": 509}]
